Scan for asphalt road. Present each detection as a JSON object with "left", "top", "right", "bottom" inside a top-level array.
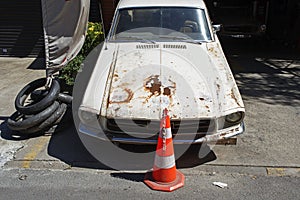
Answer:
[
  {"left": 0, "top": 39, "right": 299, "bottom": 199},
  {"left": 0, "top": 168, "right": 299, "bottom": 200}
]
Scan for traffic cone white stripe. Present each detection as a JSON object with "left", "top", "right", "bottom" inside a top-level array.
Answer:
[
  {"left": 154, "top": 154, "right": 175, "bottom": 169},
  {"left": 163, "top": 127, "right": 172, "bottom": 139}
]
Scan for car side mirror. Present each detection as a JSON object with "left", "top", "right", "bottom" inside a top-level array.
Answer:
[{"left": 212, "top": 24, "right": 222, "bottom": 33}]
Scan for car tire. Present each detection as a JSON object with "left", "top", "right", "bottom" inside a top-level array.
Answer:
[
  {"left": 7, "top": 101, "right": 60, "bottom": 131},
  {"left": 58, "top": 93, "right": 73, "bottom": 104},
  {"left": 31, "top": 90, "right": 73, "bottom": 104},
  {"left": 22, "top": 103, "right": 67, "bottom": 134},
  {"left": 15, "top": 78, "right": 60, "bottom": 115}
]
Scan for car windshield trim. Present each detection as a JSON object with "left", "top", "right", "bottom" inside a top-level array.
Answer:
[{"left": 109, "top": 7, "right": 212, "bottom": 42}]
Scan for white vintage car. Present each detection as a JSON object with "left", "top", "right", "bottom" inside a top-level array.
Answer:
[{"left": 78, "top": 0, "right": 245, "bottom": 144}]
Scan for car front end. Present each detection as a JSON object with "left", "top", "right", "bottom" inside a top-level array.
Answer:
[{"left": 78, "top": 0, "right": 245, "bottom": 145}]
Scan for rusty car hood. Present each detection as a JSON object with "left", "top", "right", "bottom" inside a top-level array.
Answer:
[{"left": 100, "top": 42, "right": 244, "bottom": 120}]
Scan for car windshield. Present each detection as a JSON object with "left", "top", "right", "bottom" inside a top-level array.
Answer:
[{"left": 110, "top": 7, "right": 212, "bottom": 42}]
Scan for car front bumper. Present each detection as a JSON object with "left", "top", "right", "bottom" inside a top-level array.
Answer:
[{"left": 78, "top": 121, "right": 245, "bottom": 145}]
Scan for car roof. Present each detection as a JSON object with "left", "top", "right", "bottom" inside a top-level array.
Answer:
[{"left": 117, "top": 0, "right": 207, "bottom": 9}]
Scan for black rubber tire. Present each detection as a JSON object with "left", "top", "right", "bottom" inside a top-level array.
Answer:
[
  {"left": 32, "top": 91, "right": 73, "bottom": 104},
  {"left": 58, "top": 93, "right": 73, "bottom": 104},
  {"left": 7, "top": 101, "right": 60, "bottom": 131},
  {"left": 22, "top": 103, "right": 67, "bottom": 134},
  {"left": 15, "top": 78, "right": 60, "bottom": 115},
  {"left": 30, "top": 89, "right": 49, "bottom": 102}
]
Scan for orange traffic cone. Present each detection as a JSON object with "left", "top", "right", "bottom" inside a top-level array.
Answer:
[{"left": 144, "top": 108, "right": 185, "bottom": 192}]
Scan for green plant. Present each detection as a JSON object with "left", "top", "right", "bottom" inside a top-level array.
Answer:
[{"left": 60, "top": 22, "right": 104, "bottom": 86}]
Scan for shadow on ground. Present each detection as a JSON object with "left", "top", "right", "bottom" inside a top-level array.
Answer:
[
  {"left": 221, "top": 38, "right": 300, "bottom": 107},
  {"left": 26, "top": 58, "right": 45, "bottom": 70},
  {"left": 0, "top": 116, "right": 34, "bottom": 141},
  {"left": 110, "top": 172, "right": 145, "bottom": 182},
  {"left": 46, "top": 110, "right": 217, "bottom": 171},
  {"left": 0, "top": 117, "right": 11, "bottom": 138},
  {"left": 110, "top": 144, "right": 217, "bottom": 182}
]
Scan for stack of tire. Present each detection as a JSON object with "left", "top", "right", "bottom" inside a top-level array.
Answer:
[{"left": 7, "top": 78, "right": 72, "bottom": 136}]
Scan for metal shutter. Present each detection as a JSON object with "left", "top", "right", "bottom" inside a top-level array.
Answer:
[
  {"left": 0, "top": 1, "right": 44, "bottom": 57},
  {"left": 0, "top": 0, "right": 101, "bottom": 58},
  {"left": 90, "top": 0, "right": 101, "bottom": 22}
]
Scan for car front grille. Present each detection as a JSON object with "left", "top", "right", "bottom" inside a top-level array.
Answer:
[{"left": 103, "top": 118, "right": 216, "bottom": 140}]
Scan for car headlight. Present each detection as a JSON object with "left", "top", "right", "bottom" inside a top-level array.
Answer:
[
  {"left": 217, "top": 111, "right": 244, "bottom": 130},
  {"left": 78, "top": 107, "right": 100, "bottom": 128},
  {"left": 225, "top": 112, "right": 243, "bottom": 123}
]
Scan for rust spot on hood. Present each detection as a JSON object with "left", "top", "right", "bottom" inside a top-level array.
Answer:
[
  {"left": 208, "top": 46, "right": 219, "bottom": 58},
  {"left": 143, "top": 75, "right": 177, "bottom": 103},
  {"left": 208, "top": 47, "right": 214, "bottom": 52},
  {"left": 109, "top": 88, "right": 133, "bottom": 104},
  {"left": 113, "top": 73, "right": 119, "bottom": 82},
  {"left": 163, "top": 87, "right": 171, "bottom": 95},
  {"left": 144, "top": 75, "right": 161, "bottom": 96},
  {"left": 230, "top": 88, "right": 241, "bottom": 107}
]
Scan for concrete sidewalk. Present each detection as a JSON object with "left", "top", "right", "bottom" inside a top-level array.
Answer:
[{"left": 0, "top": 58, "right": 45, "bottom": 167}]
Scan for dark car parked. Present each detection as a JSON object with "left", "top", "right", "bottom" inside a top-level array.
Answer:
[{"left": 207, "top": 0, "right": 269, "bottom": 38}]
